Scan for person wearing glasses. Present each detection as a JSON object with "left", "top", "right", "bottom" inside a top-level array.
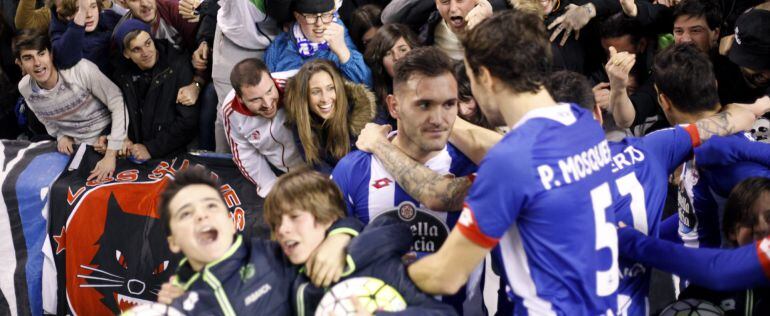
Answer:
[{"left": 264, "top": 0, "right": 372, "bottom": 87}]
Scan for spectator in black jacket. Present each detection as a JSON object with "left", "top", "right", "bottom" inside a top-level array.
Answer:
[{"left": 113, "top": 19, "right": 199, "bottom": 160}]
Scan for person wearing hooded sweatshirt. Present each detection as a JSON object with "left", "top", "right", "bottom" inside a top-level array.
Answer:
[
  {"left": 283, "top": 59, "right": 376, "bottom": 174},
  {"left": 264, "top": 0, "right": 372, "bottom": 87}
]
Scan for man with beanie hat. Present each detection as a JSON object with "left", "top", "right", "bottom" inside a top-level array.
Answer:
[
  {"left": 112, "top": 19, "right": 199, "bottom": 160},
  {"left": 728, "top": 7, "right": 770, "bottom": 98},
  {"left": 264, "top": 0, "right": 372, "bottom": 87}
]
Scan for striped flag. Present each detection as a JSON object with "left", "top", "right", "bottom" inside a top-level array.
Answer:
[{"left": 0, "top": 141, "right": 69, "bottom": 316}]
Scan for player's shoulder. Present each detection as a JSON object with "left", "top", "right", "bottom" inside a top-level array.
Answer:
[{"left": 333, "top": 150, "right": 373, "bottom": 175}]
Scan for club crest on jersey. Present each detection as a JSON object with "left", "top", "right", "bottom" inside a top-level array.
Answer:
[
  {"left": 398, "top": 202, "right": 417, "bottom": 221},
  {"left": 376, "top": 201, "right": 449, "bottom": 253},
  {"left": 249, "top": 130, "right": 261, "bottom": 141},
  {"left": 371, "top": 177, "right": 392, "bottom": 189}
]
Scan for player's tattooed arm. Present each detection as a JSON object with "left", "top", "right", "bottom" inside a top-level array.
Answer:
[
  {"left": 356, "top": 123, "right": 472, "bottom": 211},
  {"left": 696, "top": 97, "right": 770, "bottom": 142},
  {"left": 449, "top": 117, "right": 502, "bottom": 165}
]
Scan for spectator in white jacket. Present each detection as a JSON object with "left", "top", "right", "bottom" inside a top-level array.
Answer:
[{"left": 221, "top": 58, "right": 304, "bottom": 198}]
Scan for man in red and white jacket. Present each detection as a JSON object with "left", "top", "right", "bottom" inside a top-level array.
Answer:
[{"left": 221, "top": 58, "right": 303, "bottom": 197}]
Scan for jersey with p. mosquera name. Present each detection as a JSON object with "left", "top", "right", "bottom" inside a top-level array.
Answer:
[{"left": 457, "top": 104, "right": 619, "bottom": 316}]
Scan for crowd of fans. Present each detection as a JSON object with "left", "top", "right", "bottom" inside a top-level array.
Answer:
[{"left": 3, "top": 0, "right": 770, "bottom": 314}]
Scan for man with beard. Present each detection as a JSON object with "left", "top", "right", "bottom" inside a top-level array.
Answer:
[
  {"left": 331, "top": 47, "right": 481, "bottom": 314},
  {"left": 221, "top": 58, "right": 304, "bottom": 198}
]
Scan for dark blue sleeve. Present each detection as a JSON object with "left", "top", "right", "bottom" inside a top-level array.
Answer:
[
  {"left": 695, "top": 134, "right": 770, "bottom": 168},
  {"left": 659, "top": 213, "right": 682, "bottom": 243},
  {"left": 51, "top": 20, "right": 85, "bottom": 70},
  {"left": 704, "top": 161, "right": 770, "bottom": 198},
  {"left": 348, "top": 216, "right": 413, "bottom": 269},
  {"left": 641, "top": 126, "right": 695, "bottom": 174},
  {"left": 264, "top": 35, "right": 285, "bottom": 72},
  {"left": 327, "top": 216, "right": 364, "bottom": 236},
  {"left": 619, "top": 227, "right": 770, "bottom": 291}
]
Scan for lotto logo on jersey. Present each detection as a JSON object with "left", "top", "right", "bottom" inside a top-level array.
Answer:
[{"left": 372, "top": 178, "right": 392, "bottom": 189}]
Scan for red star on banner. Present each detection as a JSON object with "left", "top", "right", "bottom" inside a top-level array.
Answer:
[{"left": 53, "top": 226, "right": 66, "bottom": 255}]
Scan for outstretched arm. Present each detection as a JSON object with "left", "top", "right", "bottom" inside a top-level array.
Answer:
[
  {"left": 694, "top": 96, "right": 770, "bottom": 142},
  {"left": 619, "top": 226, "right": 770, "bottom": 292},
  {"left": 449, "top": 117, "right": 502, "bottom": 165},
  {"left": 356, "top": 123, "right": 472, "bottom": 211}
]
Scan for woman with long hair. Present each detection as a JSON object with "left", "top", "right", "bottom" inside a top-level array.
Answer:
[
  {"left": 285, "top": 60, "right": 376, "bottom": 172},
  {"left": 363, "top": 23, "right": 419, "bottom": 128}
]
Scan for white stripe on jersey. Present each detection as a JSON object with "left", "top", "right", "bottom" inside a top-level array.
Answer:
[
  {"left": 499, "top": 225, "right": 556, "bottom": 316},
  {"left": 368, "top": 156, "right": 395, "bottom": 219}
]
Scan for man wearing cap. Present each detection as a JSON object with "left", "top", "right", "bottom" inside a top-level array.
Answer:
[
  {"left": 112, "top": 19, "right": 199, "bottom": 160},
  {"left": 264, "top": 0, "right": 372, "bottom": 87},
  {"left": 726, "top": 6, "right": 770, "bottom": 100}
]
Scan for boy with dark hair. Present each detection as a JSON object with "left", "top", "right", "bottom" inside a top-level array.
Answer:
[
  {"left": 263, "top": 168, "right": 455, "bottom": 315},
  {"left": 156, "top": 167, "right": 359, "bottom": 315},
  {"left": 14, "top": 29, "right": 127, "bottom": 182}
]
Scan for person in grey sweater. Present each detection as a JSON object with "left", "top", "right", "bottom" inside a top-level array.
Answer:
[{"left": 14, "top": 30, "right": 127, "bottom": 181}]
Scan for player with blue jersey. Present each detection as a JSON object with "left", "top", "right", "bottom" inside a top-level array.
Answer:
[
  {"left": 649, "top": 45, "right": 770, "bottom": 249},
  {"left": 442, "top": 64, "right": 768, "bottom": 315},
  {"left": 331, "top": 47, "right": 480, "bottom": 314},
  {"left": 405, "top": 12, "right": 620, "bottom": 315}
]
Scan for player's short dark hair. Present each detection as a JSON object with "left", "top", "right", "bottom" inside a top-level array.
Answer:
[
  {"left": 652, "top": 44, "right": 720, "bottom": 113},
  {"left": 393, "top": 46, "right": 455, "bottom": 91},
  {"left": 12, "top": 29, "right": 50, "bottom": 59},
  {"left": 723, "top": 177, "right": 770, "bottom": 242},
  {"left": 599, "top": 13, "right": 644, "bottom": 44},
  {"left": 462, "top": 10, "right": 550, "bottom": 94},
  {"left": 673, "top": 0, "right": 723, "bottom": 30},
  {"left": 545, "top": 71, "right": 595, "bottom": 111},
  {"left": 158, "top": 167, "right": 223, "bottom": 237},
  {"left": 230, "top": 58, "right": 270, "bottom": 97}
]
